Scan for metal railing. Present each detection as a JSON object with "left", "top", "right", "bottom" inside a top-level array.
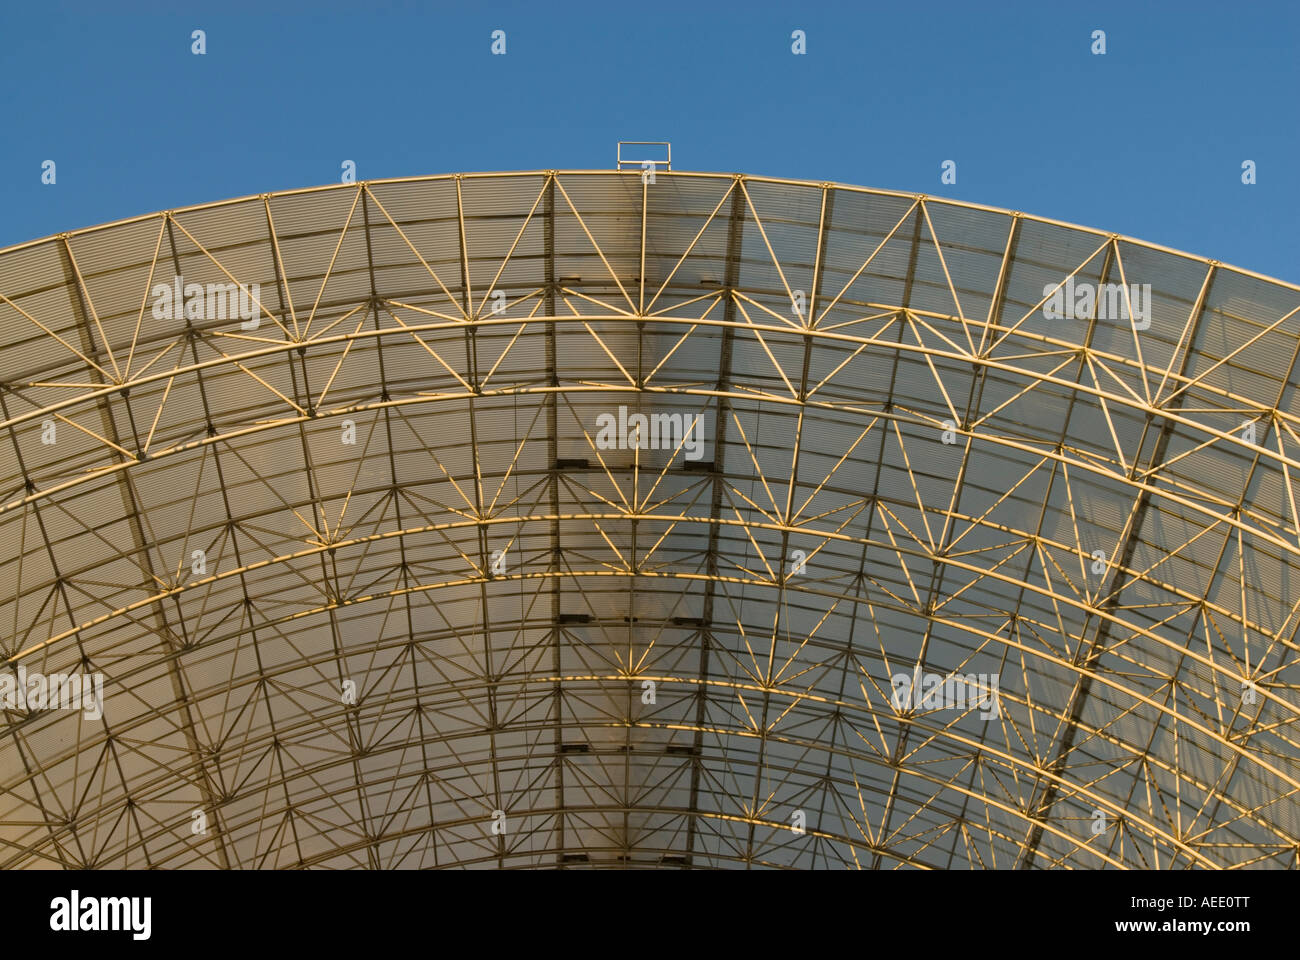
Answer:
[{"left": 617, "top": 141, "right": 671, "bottom": 172}]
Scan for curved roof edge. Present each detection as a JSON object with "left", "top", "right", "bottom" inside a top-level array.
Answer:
[{"left": 5, "top": 170, "right": 1296, "bottom": 294}]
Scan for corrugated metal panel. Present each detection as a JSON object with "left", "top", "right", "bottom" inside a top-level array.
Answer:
[{"left": 0, "top": 171, "right": 1296, "bottom": 870}]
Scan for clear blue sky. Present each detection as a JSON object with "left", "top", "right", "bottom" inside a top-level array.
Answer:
[{"left": 3, "top": 0, "right": 1298, "bottom": 282}]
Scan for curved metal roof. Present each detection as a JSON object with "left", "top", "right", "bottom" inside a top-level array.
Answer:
[{"left": 1, "top": 171, "right": 1298, "bottom": 869}]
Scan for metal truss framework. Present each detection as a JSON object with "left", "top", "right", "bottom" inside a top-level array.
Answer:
[{"left": 0, "top": 171, "right": 1298, "bottom": 870}]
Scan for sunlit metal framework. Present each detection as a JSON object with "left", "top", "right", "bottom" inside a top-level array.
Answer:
[{"left": 1, "top": 171, "right": 1299, "bottom": 870}]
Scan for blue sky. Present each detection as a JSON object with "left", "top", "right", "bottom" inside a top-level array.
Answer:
[{"left": 3, "top": 0, "right": 1297, "bottom": 282}]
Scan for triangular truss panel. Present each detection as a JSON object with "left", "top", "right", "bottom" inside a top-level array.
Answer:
[{"left": 0, "top": 171, "right": 1298, "bottom": 869}]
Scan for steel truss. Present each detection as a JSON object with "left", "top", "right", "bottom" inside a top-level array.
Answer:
[{"left": 0, "top": 171, "right": 1298, "bottom": 869}]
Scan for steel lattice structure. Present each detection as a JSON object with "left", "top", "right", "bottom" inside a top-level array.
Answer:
[{"left": 1, "top": 171, "right": 1299, "bottom": 870}]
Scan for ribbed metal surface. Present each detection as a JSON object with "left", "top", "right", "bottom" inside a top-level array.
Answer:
[{"left": 0, "top": 171, "right": 1298, "bottom": 869}]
